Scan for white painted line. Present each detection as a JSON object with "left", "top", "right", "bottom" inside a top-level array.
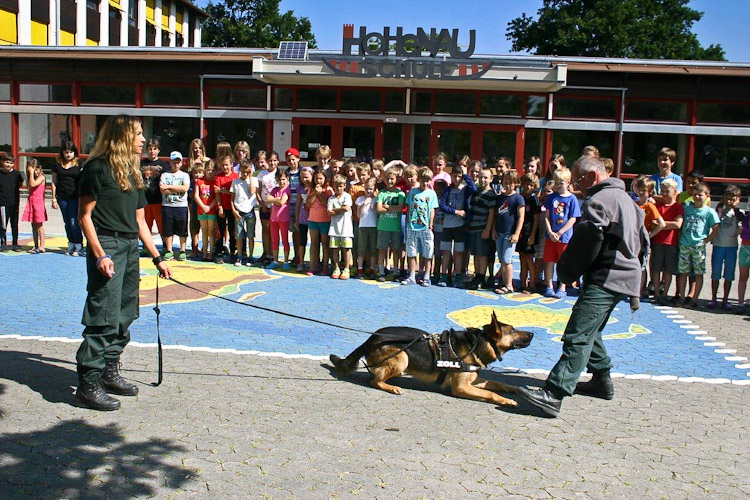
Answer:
[
  {"left": 726, "top": 356, "right": 749, "bottom": 362},
  {"left": 695, "top": 336, "right": 716, "bottom": 341},
  {"left": 665, "top": 315, "right": 684, "bottom": 319},
  {"left": 704, "top": 342, "right": 726, "bottom": 347},
  {"left": 680, "top": 325, "right": 700, "bottom": 329},
  {"left": 685, "top": 331, "right": 708, "bottom": 335},
  {"left": 623, "top": 374, "right": 651, "bottom": 380},
  {"left": 733, "top": 380, "right": 750, "bottom": 385},
  {"left": 651, "top": 375, "right": 678, "bottom": 381},
  {"left": 714, "top": 349, "right": 736, "bottom": 354},
  {"left": 735, "top": 363, "right": 750, "bottom": 369},
  {"left": 703, "top": 378, "right": 732, "bottom": 384},
  {"left": 677, "top": 377, "right": 706, "bottom": 383},
  {"left": 672, "top": 319, "right": 692, "bottom": 324}
]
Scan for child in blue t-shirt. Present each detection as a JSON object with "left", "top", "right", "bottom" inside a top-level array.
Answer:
[
  {"left": 403, "top": 167, "right": 439, "bottom": 287},
  {"left": 677, "top": 182, "right": 720, "bottom": 308},
  {"left": 651, "top": 147, "right": 683, "bottom": 202},
  {"left": 543, "top": 167, "right": 581, "bottom": 299},
  {"left": 492, "top": 170, "right": 525, "bottom": 294}
]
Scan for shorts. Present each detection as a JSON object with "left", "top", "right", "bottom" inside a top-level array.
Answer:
[
  {"left": 678, "top": 244, "right": 706, "bottom": 275},
  {"left": 162, "top": 206, "right": 188, "bottom": 238},
  {"left": 440, "top": 226, "right": 466, "bottom": 252},
  {"left": 329, "top": 236, "right": 353, "bottom": 249},
  {"left": 197, "top": 214, "right": 217, "bottom": 221},
  {"left": 711, "top": 246, "right": 738, "bottom": 281},
  {"left": 739, "top": 244, "right": 750, "bottom": 268},
  {"left": 259, "top": 209, "right": 271, "bottom": 221},
  {"left": 543, "top": 240, "right": 567, "bottom": 263},
  {"left": 650, "top": 243, "right": 678, "bottom": 275},
  {"left": 468, "top": 231, "right": 492, "bottom": 257},
  {"left": 308, "top": 220, "right": 331, "bottom": 236},
  {"left": 405, "top": 227, "right": 435, "bottom": 259},
  {"left": 358, "top": 226, "right": 378, "bottom": 255},
  {"left": 495, "top": 233, "right": 516, "bottom": 264},
  {"left": 236, "top": 211, "right": 257, "bottom": 239},
  {"left": 377, "top": 230, "right": 402, "bottom": 251}
]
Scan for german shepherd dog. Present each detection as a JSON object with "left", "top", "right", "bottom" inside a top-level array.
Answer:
[{"left": 329, "top": 312, "right": 533, "bottom": 406}]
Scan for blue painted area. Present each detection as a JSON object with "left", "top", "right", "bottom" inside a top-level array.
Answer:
[{"left": 2, "top": 248, "right": 748, "bottom": 381}]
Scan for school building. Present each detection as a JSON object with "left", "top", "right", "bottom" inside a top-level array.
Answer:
[{"left": 1, "top": 24, "right": 749, "bottom": 195}]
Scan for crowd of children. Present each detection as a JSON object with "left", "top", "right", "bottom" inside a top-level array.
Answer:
[{"left": 2, "top": 140, "right": 749, "bottom": 314}]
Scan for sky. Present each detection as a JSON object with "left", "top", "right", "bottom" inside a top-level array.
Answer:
[{"left": 195, "top": 0, "right": 750, "bottom": 62}]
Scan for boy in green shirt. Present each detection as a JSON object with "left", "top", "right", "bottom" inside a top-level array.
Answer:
[{"left": 375, "top": 166, "right": 405, "bottom": 282}]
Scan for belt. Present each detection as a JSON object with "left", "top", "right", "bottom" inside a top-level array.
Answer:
[{"left": 97, "top": 228, "right": 139, "bottom": 239}]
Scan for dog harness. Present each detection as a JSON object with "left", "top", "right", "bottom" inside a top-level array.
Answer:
[{"left": 428, "top": 329, "right": 482, "bottom": 383}]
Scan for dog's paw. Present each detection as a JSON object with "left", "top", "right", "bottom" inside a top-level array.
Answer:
[
  {"left": 499, "top": 399, "right": 519, "bottom": 407},
  {"left": 390, "top": 387, "right": 403, "bottom": 395}
]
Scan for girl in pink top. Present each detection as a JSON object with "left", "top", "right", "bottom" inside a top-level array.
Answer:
[
  {"left": 22, "top": 159, "right": 47, "bottom": 253},
  {"left": 266, "top": 170, "right": 291, "bottom": 270},
  {"left": 306, "top": 169, "right": 334, "bottom": 276}
]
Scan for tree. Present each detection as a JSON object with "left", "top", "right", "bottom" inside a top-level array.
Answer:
[
  {"left": 506, "top": 0, "right": 725, "bottom": 61},
  {"left": 202, "top": 0, "right": 317, "bottom": 49}
]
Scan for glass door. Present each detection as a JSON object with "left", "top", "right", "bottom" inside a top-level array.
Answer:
[
  {"left": 482, "top": 130, "right": 517, "bottom": 166},
  {"left": 293, "top": 119, "right": 384, "bottom": 162},
  {"left": 436, "top": 128, "right": 472, "bottom": 166},
  {"left": 430, "top": 122, "right": 524, "bottom": 169},
  {"left": 297, "top": 123, "right": 332, "bottom": 162}
]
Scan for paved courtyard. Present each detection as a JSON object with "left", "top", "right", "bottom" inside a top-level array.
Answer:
[{"left": 1, "top": 198, "right": 749, "bottom": 498}]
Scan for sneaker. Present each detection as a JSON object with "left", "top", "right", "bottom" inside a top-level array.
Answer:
[
  {"left": 67, "top": 242, "right": 75, "bottom": 255},
  {"left": 437, "top": 275, "right": 448, "bottom": 287},
  {"left": 283, "top": 262, "right": 291, "bottom": 271},
  {"left": 683, "top": 298, "right": 697, "bottom": 309},
  {"left": 297, "top": 264, "right": 305, "bottom": 272},
  {"left": 176, "top": 251, "right": 187, "bottom": 261},
  {"left": 646, "top": 282, "right": 655, "bottom": 297},
  {"left": 721, "top": 302, "right": 734, "bottom": 311},
  {"left": 453, "top": 275, "right": 464, "bottom": 289},
  {"left": 357, "top": 269, "right": 365, "bottom": 279},
  {"left": 421, "top": 278, "right": 431, "bottom": 288},
  {"left": 465, "top": 277, "right": 480, "bottom": 290},
  {"left": 234, "top": 259, "right": 242, "bottom": 267},
  {"left": 377, "top": 275, "right": 386, "bottom": 283},
  {"left": 70, "top": 249, "right": 79, "bottom": 257},
  {"left": 245, "top": 259, "right": 253, "bottom": 267},
  {"left": 401, "top": 277, "right": 417, "bottom": 286},
  {"left": 330, "top": 268, "right": 341, "bottom": 279},
  {"left": 707, "top": 300, "right": 718, "bottom": 309},
  {"left": 305, "top": 270, "right": 314, "bottom": 276},
  {"left": 339, "top": 268, "right": 350, "bottom": 280},
  {"left": 544, "top": 287, "right": 556, "bottom": 298},
  {"left": 736, "top": 305, "right": 748, "bottom": 315},
  {"left": 214, "top": 256, "right": 224, "bottom": 264},
  {"left": 392, "top": 273, "right": 401, "bottom": 282},
  {"left": 554, "top": 289, "right": 567, "bottom": 300},
  {"left": 163, "top": 251, "right": 174, "bottom": 261},
  {"left": 266, "top": 261, "right": 280, "bottom": 270}
]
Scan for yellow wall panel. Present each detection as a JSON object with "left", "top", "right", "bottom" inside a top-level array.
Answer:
[
  {"left": 60, "top": 30, "right": 74, "bottom": 46},
  {"left": 0, "top": 9, "right": 18, "bottom": 45},
  {"left": 175, "top": 10, "right": 183, "bottom": 34},
  {"left": 146, "top": 0, "right": 155, "bottom": 24},
  {"left": 109, "top": 0, "right": 122, "bottom": 10},
  {"left": 31, "top": 21, "right": 48, "bottom": 46},
  {"left": 86, "top": 39, "right": 98, "bottom": 46}
]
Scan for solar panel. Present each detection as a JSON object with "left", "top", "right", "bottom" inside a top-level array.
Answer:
[{"left": 277, "top": 41, "right": 308, "bottom": 60}]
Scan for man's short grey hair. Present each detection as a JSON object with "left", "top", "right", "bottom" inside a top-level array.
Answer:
[{"left": 573, "top": 155, "right": 606, "bottom": 175}]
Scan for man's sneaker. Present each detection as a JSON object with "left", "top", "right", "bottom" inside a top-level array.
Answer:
[
  {"left": 162, "top": 251, "right": 174, "bottom": 261},
  {"left": 339, "top": 268, "right": 350, "bottom": 280},
  {"left": 377, "top": 275, "right": 386, "bottom": 282},
  {"left": 176, "top": 251, "right": 187, "bottom": 261},
  {"left": 575, "top": 371, "right": 614, "bottom": 400},
  {"left": 401, "top": 277, "right": 417, "bottom": 286},
  {"left": 421, "top": 278, "right": 431, "bottom": 288},
  {"left": 554, "top": 289, "right": 567, "bottom": 300},
  {"left": 544, "top": 287, "right": 556, "bottom": 298},
  {"left": 517, "top": 386, "right": 562, "bottom": 418},
  {"left": 234, "top": 259, "right": 242, "bottom": 267},
  {"left": 437, "top": 275, "right": 449, "bottom": 287}
]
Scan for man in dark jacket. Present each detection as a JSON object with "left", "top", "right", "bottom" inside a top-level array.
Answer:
[{"left": 518, "top": 155, "right": 649, "bottom": 417}]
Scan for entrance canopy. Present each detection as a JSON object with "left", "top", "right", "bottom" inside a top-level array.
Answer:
[{"left": 251, "top": 56, "right": 567, "bottom": 92}]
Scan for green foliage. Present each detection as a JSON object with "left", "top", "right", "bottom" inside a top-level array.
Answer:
[
  {"left": 506, "top": 0, "right": 725, "bottom": 61},
  {"left": 202, "top": 0, "right": 317, "bottom": 49}
]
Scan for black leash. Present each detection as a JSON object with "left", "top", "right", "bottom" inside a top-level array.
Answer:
[
  {"left": 152, "top": 276, "right": 163, "bottom": 386},
  {"left": 166, "top": 276, "right": 378, "bottom": 334}
]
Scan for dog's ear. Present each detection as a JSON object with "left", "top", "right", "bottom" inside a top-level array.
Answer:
[{"left": 490, "top": 311, "right": 503, "bottom": 337}]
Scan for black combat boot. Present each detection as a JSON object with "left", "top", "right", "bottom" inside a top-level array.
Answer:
[
  {"left": 101, "top": 360, "right": 139, "bottom": 396},
  {"left": 575, "top": 370, "right": 615, "bottom": 400},
  {"left": 74, "top": 379, "right": 121, "bottom": 411}
]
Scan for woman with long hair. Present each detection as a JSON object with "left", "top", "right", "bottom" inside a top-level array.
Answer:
[
  {"left": 74, "top": 114, "right": 171, "bottom": 411},
  {"left": 51, "top": 140, "right": 84, "bottom": 255}
]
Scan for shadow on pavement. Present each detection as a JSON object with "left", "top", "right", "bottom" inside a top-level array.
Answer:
[
  {"left": 0, "top": 382, "right": 5, "bottom": 418},
  {"left": 0, "top": 419, "right": 194, "bottom": 499},
  {"left": 0, "top": 351, "right": 78, "bottom": 405}
]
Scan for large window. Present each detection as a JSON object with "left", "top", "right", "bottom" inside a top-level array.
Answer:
[
  {"left": 205, "top": 119, "right": 267, "bottom": 155},
  {"left": 698, "top": 103, "right": 750, "bottom": 126},
  {"left": 552, "top": 130, "right": 615, "bottom": 162},
  {"left": 273, "top": 88, "right": 293, "bottom": 110},
  {"left": 526, "top": 95, "right": 546, "bottom": 117},
  {"left": 524, "top": 129, "right": 543, "bottom": 163},
  {"left": 144, "top": 86, "right": 200, "bottom": 106},
  {"left": 411, "top": 91, "right": 431, "bottom": 114},
  {"left": 296, "top": 88, "right": 336, "bottom": 110},
  {"left": 340, "top": 89, "right": 381, "bottom": 112},
  {"left": 19, "top": 84, "right": 72, "bottom": 103},
  {"left": 626, "top": 100, "right": 687, "bottom": 123},
  {"left": 81, "top": 115, "right": 109, "bottom": 154},
  {"left": 19, "top": 113, "right": 73, "bottom": 153},
  {"left": 208, "top": 87, "right": 266, "bottom": 109},
  {"left": 0, "top": 113, "right": 11, "bottom": 152},
  {"left": 481, "top": 94, "right": 522, "bottom": 117},
  {"left": 0, "top": 83, "right": 10, "bottom": 102},
  {"left": 554, "top": 97, "right": 616, "bottom": 120},
  {"left": 411, "top": 124, "right": 430, "bottom": 166},
  {"left": 694, "top": 135, "right": 750, "bottom": 179},
  {"left": 622, "top": 133, "right": 687, "bottom": 175},
  {"left": 434, "top": 92, "right": 476, "bottom": 115},
  {"left": 385, "top": 91, "right": 405, "bottom": 113},
  {"left": 81, "top": 85, "right": 136, "bottom": 105},
  {"left": 141, "top": 116, "right": 200, "bottom": 155}
]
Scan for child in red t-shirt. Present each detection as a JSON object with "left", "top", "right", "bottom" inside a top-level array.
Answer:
[
  {"left": 213, "top": 155, "right": 239, "bottom": 263},
  {"left": 650, "top": 178, "right": 684, "bottom": 304},
  {"left": 193, "top": 162, "right": 218, "bottom": 261}
]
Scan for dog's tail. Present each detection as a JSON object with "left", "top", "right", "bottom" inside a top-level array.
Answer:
[{"left": 329, "top": 341, "right": 369, "bottom": 376}]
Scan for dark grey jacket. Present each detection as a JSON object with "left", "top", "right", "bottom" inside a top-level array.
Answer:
[{"left": 558, "top": 177, "right": 648, "bottom": 297}]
